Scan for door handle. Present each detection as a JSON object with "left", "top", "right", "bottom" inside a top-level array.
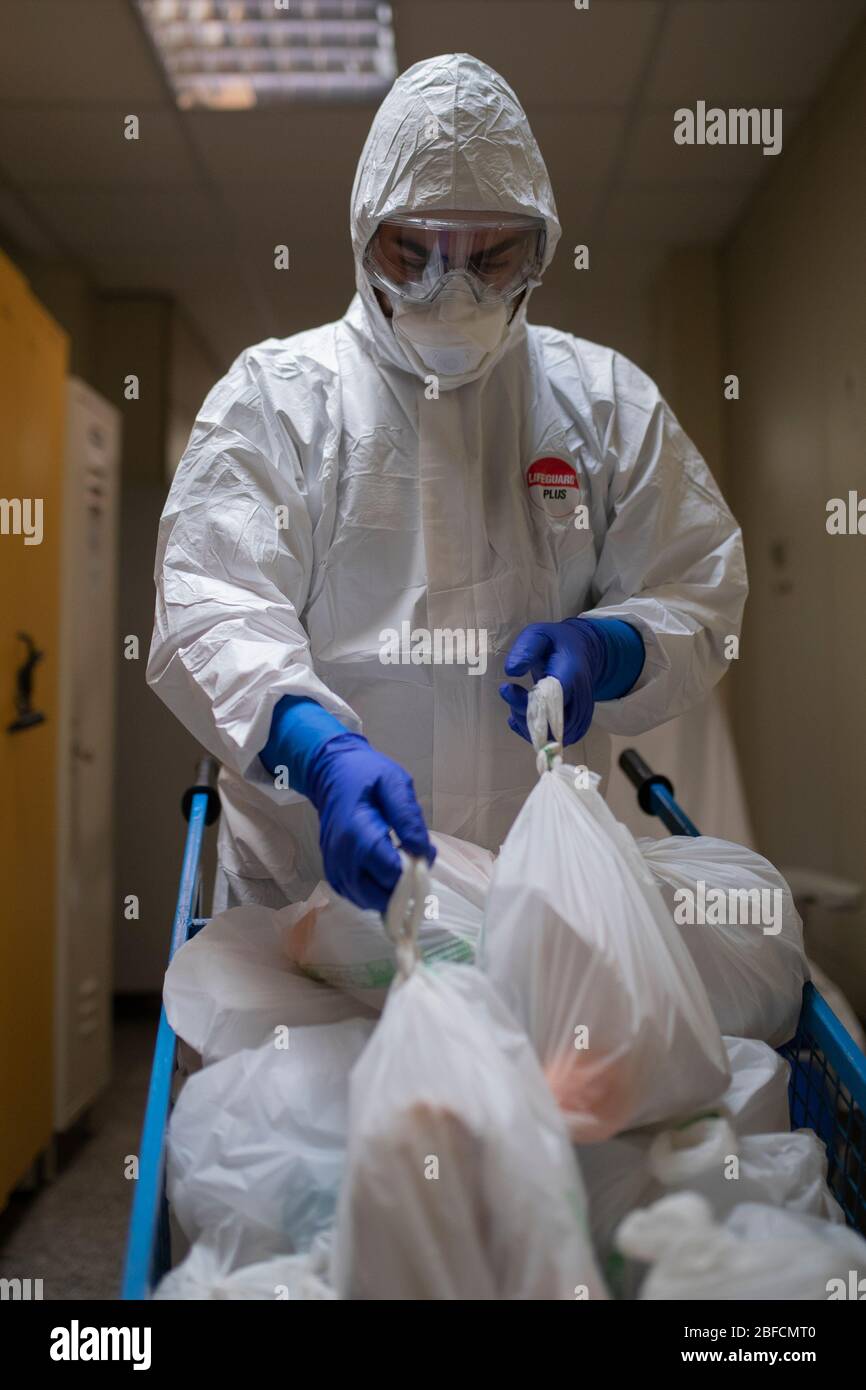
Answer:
[{"left": 7, "top": 631, "right": 46, "bottom": 733}]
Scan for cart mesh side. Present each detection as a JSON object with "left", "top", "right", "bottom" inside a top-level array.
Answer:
[{"left": 778, "top": 982, "right": 866, "bottom": 1233}]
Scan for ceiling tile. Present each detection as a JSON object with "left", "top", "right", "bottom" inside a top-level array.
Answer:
[
  {"left": 23, "top": 185, "right": 218, "bottom": 263},
  {"left": 223, "top": 177, "right": 352, "bottom": 260},
  {"left": 0, "top": 108, "right": 197, "bottom": 187},
  {"left": 392, "top": 0, "right": 663, "bottom": 106},
  {"left": 0, "top": 185, "right": 60, "bottom": 257},
  {"left": 531, "top": 109, "right": 628, "bottom": 188},
  {"left": 0, "top": 0, "right": 166, "bottom": 105},
  {"left": 184, "top": 107, "right": 369, "bottom": 185},
  {"left": 648, "top": 0, "right": 866, "bottom": 105}
]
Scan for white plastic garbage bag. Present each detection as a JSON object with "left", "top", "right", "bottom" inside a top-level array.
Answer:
[
  {"left": 578, "top": 1036, "right": 793, "bottom": 1269},
  {"left": 167, "top": 1017, "right": 374, "bottom": 1269},
  {"left": 639, "top": 835, "right": 809, "bottom": 1045},
  {"left": 163, "top": 906, "right": 375, "bottom": 1065},
  {"left": 720, "top": 1036, "right": 791, "bottom": 1136},
  {"left": 646, "top": 1116, "right": 842, "bottom": 1224},
  {"left": 154, "top": 1231, "right": 335, "bottom": 1301},
  {"left": 576, "top": 1131, "right": 654, "bottom": 1278},
  {"left": 481, "top": 679, "right": 729, "bottom": 1141},
  {"left": 725, "top": 1203, "right": 866, "bottom": 1296},
  {"left": 617, "top": 1192, "right": 866, "bottom": 1300},
  {"left": 332, "top": 855, "right": 606, "bottom": 1301},
  {"left": 279, "top": 831, "right": 492, "bottom": 1010}
]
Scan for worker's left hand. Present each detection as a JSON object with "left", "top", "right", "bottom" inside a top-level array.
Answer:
[{"left": 500, "top": 618, "right": 609, "bottom": 746}]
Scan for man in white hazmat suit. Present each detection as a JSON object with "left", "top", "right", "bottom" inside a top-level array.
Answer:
[{"left": 148, "top": 54, "right": 747, "bottom": 914}]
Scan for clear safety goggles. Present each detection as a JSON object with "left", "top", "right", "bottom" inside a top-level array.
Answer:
[{"left": 364, "top": 211, "right": 546, "bottom": 305}]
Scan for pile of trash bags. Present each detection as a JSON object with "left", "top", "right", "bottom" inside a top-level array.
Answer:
[{"left": 157, "top": 679, "right": 865, "bottom": 1300}]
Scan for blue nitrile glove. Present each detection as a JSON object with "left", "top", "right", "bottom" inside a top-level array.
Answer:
[
  {"left": 499, "top": 617, "right": 645, "bottom": 746},
  {"left": 260, "top": 694, "right": 434, "bottom": 913}
]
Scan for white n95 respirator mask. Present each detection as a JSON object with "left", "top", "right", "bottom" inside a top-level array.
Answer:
[{"left": 390, "top": 279, "right": 509, "bottom": 382}]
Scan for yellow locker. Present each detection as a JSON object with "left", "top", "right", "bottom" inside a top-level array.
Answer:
[{"left": 0, "top": 250, "right": 68, "bottom": 1209}]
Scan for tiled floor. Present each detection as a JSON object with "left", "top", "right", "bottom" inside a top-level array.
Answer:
[{"left": 0, "top": 1008, "right": 159, "bottom": 1301}]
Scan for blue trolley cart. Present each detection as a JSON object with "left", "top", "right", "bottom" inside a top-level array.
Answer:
[{"left": 122, "top": 751, "right": 866, "bottom": 1297}]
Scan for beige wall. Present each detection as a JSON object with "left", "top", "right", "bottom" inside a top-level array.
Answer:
[
  {"left": 90, "top": 297, "right": 219, "bottom": 992},
  {"left": 649, "top": 248, "right": 743, "bottom": 740},
  {"left": 532, "top": 251, "right": 655, "bottom": 374},
  {"left": 652, "top": 249, "right": 726, "bottom": 493},
  {"left": 167, "top": 311, "right": 222, "bottom": 484},
  {"left": 723, "top": 27, "right": 866, "bottom": 1011}
]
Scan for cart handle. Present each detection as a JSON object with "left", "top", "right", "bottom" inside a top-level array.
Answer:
[
  {"left": 181, "top": 754, "right": 220, "bottom": 826},
  {"left": 618, "top": 748, "right": 700, "bottom": 838}
]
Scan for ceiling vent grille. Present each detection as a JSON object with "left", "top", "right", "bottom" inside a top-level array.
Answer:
[{"left": 135, "top": 0, "right": 397, "bottom": 107}]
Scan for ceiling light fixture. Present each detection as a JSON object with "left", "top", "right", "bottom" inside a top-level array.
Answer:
[{"left": 135, "top": 0, "right": 397, "bottom": 108}]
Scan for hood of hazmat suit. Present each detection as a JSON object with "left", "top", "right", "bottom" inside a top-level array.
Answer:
[
  {"left": 147, "top": 54, "right": 747, "bottom": 910},
  {"left": 348, "top": 59, "right": 559, "bottom": 388}
]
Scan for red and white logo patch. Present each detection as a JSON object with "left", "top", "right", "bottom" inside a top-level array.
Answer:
[{"left": 526, "top": 457, "right": 580, "bottom": 519}]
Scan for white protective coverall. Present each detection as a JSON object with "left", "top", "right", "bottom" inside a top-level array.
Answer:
[{"left": 148, "top": 54, "right": 747, "bottom": 910}]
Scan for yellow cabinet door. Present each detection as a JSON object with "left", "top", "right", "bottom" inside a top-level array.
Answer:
[{"left": 0, "top": 251, "right": 68, "bottom": 1208}]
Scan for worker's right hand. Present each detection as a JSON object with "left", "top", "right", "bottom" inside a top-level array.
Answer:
[{"left": 305, "top": 732, "right": 435, "bottom": 914}]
